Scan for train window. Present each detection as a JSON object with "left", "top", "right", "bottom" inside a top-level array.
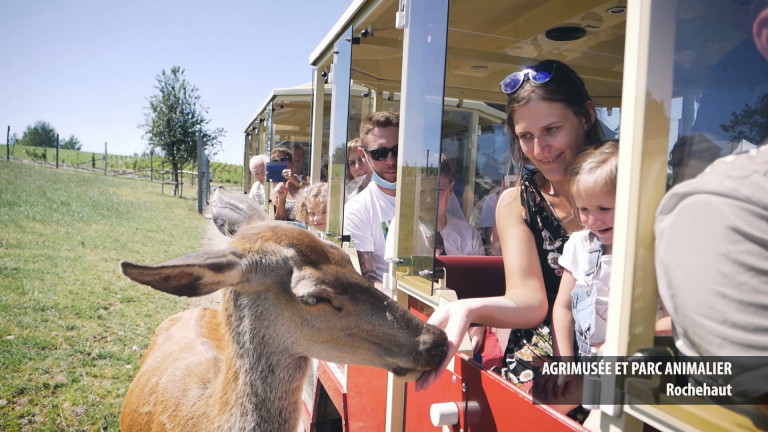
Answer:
[{"left": 667, "top": 0, "right": 768, "bottom": 189}]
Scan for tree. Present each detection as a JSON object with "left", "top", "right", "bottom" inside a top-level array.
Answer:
[
  {"left": 61, "top": 135, "right": 82, "bottom": 150},
  {"left": 721, "top": 92, "right": 768, "bottom": 145},
  {"left": 140, "top": 66, "right": 225, "bottom": 196},
  {"left": 19, "top": 121, "right": 57, "bottom": 148}
]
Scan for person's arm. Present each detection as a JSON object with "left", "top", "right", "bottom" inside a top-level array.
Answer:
[
  {"left": 356, "top": 251, "right": 379, "bottom": 284},
  {"left": 282, "top": 168, "right": 306, "bottom": 189},
  {"left": 272, "top": 183, "right": 289, "bottom": 221},
  {"left": 343, "top": 196, "right": 382, "bottom": 283},
  {"left": 552, "top": 269, "right": 576, "bottom": 357},
  {"left": 416, "top": 188, "right": 550, "bottom": 391}
]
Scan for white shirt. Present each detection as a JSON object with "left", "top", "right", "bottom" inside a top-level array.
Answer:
[
  {"left": 248, "top": 182, "right": 265, "bottom": 207},
  {"left": 558, "top": 230, "right": 612, "bottom": 348},
  {"left": 343, "top": 182, "right": 396, "bottom": 281},
  {"left": 441, "top": 216, "right": 486, "bottom": 256}
]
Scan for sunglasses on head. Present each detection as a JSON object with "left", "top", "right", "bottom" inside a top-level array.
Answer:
[
  {"left": 500, "top": 61, "right": 557, "bottom": 94},
  {"left": 272, "top": 157, "right": 290, "bottom": 162},
  {"left": 364, "top": 145, "right": 398, "bottom": 161}
]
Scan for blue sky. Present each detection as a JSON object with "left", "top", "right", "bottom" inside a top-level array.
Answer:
[{"left": 0, "top": 0, "right": 353, "bottom": 165}]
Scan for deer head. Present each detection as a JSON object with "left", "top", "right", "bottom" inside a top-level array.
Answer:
[{"left": 121, "top": 221, "right": 447, "bottom": 379}]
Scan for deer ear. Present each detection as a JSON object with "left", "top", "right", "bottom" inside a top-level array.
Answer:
[{"left": 121, "top": 249, "right": 245, "bottom": 297}]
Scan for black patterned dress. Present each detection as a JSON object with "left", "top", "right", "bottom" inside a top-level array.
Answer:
[{"left": 500, "top": 168, "right": 568, "bottom": 386}]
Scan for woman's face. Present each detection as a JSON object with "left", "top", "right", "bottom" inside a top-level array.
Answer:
[
  {"left": 348, "top": 152, "right": 369, "bottom": 179},
  {"left": 513, "top": 98, "right": 590, "bottom": 184}
]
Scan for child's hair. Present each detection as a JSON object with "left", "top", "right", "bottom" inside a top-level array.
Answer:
[
  {"left": 567, "top": 140, "right": 619, "bottom": 213},
  {"left": 292, "top": 182, "right": 328, "bottom": 227}
]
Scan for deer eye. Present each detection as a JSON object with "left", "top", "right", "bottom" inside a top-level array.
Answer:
[{"left": 297, "top": 295, "right": 341, "bottom": 311}]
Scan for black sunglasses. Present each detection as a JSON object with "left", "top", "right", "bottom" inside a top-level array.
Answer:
[
  {"left": 272, "top": 157, "right": 290, "bottom": 163},
  {"left": 364, "top": 145, "right": 398, "bottom": 161}
]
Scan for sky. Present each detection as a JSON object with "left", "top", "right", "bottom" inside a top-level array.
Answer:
[{"left": 0, "top": 0, "right": 353, "bottom": 165}]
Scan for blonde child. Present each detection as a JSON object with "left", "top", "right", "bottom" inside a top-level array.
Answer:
[
  {"left": 293, "top": 182, "right": 328, "bottom": 233},
  {"left": 552, "top": 141, "right": 618, "bottom": 358}
]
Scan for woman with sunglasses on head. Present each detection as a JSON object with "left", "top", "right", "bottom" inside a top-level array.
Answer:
[
  {"left": 416, "top": 59, "right": 603, "bottom": 419},
  {"left": 269, "top": 147, "right": 303, "bottom": 221}
]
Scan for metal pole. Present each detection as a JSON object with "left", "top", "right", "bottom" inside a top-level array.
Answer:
[
  {"left": 104, "top": 142, "right": 107, "bottom": 175},
  {"left": 197, "top": 133, "right": 204, "bottom": 214},
  {"left": 6, "top": 126, "right": 9, "bottom": 161},
  {"left": 56, "top": 134, "right": 59, "bottom": 168},
  {"left": 150, "top": 150, "right": 154, "bottom": 182}
]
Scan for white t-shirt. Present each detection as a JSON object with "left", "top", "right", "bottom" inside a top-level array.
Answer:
[
  {"left": 248, "top": 182, "right": 266, "bottom": 207},
  {"left": 442, "top": 216, "right": 485, "bottom": 256},
  {"left": 558, "top": 230, "right": 612, "bottom": 348},
  {"left": 384, "top": 216, "right": 485, "bottom": 259},
  {"left": 343, "top": 182, "right": 396, "bottom": 281}
]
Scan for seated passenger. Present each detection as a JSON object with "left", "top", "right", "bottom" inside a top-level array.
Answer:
[
  {"left": 385, "top": 156, "right": 485, "bottom": 259},
  {"left": 343, "top": 112, "right": 399, "bottom": 283},
  {"left": 552, "top": 141, "right": 618, "bottom": 359},
  {"left": 293, "top": 182, "right": 328, "bottom": 234},
  {"left": 248, "top": 154, "right": 268, "bottom": 206},
  {"left": 345, "top": 138, "right": 371, "bottom": 201},
  {"left": 433, "top": 157, "right": 485, "bottom": 256},
  {"left": 269, "top": 147, "right": 301, "bottom": 221}
]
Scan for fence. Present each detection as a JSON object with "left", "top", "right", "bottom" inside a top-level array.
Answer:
[{"left": 0, "top": 143, "right": 230, "bottom": 215}]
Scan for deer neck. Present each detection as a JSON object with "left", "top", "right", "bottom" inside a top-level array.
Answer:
[{"left": 216, "top": 289, "right": 310, "bottom": 432}]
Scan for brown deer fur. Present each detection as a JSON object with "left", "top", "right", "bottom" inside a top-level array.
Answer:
[{"left": 119, "top": 221, "right": 448, "bottom": 432}]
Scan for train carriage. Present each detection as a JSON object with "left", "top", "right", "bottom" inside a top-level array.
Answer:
[{"left": 243, "top": 0, "right": 767, "bottom": 430}]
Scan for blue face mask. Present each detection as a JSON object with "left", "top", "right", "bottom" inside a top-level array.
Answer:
[{"left": 370, "top": 170, "right": 397, "bottom": 190}]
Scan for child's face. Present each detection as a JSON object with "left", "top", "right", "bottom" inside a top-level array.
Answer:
[
  {"left": 307, "top": 200, "right": 327, "bottom": 232},
  {"left": 576, "top": 190, "right": 616, "bottom": 246}
]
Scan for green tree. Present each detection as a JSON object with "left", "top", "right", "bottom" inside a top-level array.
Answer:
[
  {"left": 140, "top": 66, "right": 225, "bottom": 196},
  {"left": 19, "top": 121, "right": 57, "bottom": 148},
  {"left": 721, "top": 93, "right": 768, "bottom": 144},
  {"left": 61, "top": 135, "right": 82, "bottom": 150}
]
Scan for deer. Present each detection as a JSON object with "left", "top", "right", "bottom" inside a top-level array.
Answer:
[{"left": 119, "top": 219, "right": 448, "bottom": 432}]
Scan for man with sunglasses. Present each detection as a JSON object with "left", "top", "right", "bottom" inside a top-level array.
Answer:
[{"left": 343, "top": 111, "right": 399, "bottom": 284}]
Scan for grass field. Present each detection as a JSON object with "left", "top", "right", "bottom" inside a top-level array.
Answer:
[{"left": 0, "top": 160, "right": 208, "bottom": 431}]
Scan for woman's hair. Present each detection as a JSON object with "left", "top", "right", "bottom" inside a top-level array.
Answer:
[
  {"left": 270, "top": 147, "right": 293, "bottom": 162},
  {"left": 346, "top": 138, "right": 363, "bottom": 181},
  {"left": 567, "top": 140, "right": 619, "bottom": 213},
  {"left": 504, "top": 59, "right": 604, "bottom": 184},
  {"left": 292, "top": 182, "right": 328, "bottom": 227}
]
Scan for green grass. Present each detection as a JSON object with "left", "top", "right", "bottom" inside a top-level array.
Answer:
[{"left": 0, "top": 160, "right": 208, "bottom": 431}]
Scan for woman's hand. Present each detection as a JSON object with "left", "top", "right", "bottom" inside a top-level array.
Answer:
[
  {"left": 282, "top": 168, "right": 303, "bottom": 188},
  {"left": 415, "top": 300, "right": 473, "bottom": 392},
  {"left": 468, "top": 326, "right": 486, "bottom": 353},
  {"left": 273, "top": 182, "right": 288, "bottom": 201}
]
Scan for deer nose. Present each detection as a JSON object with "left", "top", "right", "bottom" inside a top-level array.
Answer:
[{"left": 421, "top": 326, "right": 449, "bottom": 367}]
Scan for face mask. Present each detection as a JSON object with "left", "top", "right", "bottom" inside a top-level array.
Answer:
[{"left": 370, "top": 170, "right": 397, "bottom": 190}]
